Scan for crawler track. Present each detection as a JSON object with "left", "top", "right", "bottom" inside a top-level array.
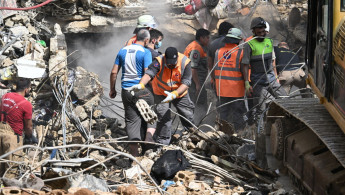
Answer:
[{"left": 267, "top": 98, "right": 345, "bottom": 194}]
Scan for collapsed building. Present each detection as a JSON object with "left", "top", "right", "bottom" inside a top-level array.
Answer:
[{"left": 0, "top": 0, "right": 307, "bottom": 194}]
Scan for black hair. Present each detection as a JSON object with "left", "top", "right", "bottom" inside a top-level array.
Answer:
[
  {"left": 149, "top": 29, "right": 164, "bottom": 42},
  {"left": 16, "top": 78, "right": 31, "bottom": 92},
  {"left": 133, "top": 27, "right": 148, "bottom": 34},
  {"left": 136, "top": 29, "right": 150, "bottom": 41},
  {"left": 218, "top": 22, "right": 234, "bottom": 36},
  {"left": 196, "top": 28, "right": 210, "bottom": 40}
]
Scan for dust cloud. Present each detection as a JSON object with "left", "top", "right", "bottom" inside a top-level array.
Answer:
[
  {"left": 65, "top": 29, "right": 133, "bottom": 119},
  {"left": 65, "top": 0, "right": 195, "bottom": 120}
]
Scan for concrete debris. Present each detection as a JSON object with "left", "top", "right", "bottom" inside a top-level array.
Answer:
[
  {"left": 124, "top": 164, "right": 144, "bottom": 179},
  {"left": 0, "top": 0, "right": 306, "bottom": 194},
  {"left": 173, "top": 171, "right": 195, "bottom": 186},
  {"left": 136, "top": 99, "right": 158, "bottom": 125},
  {"left": 73, "top": 66, "right": 103, "bottom": 103},
  {"left": 116, "top": 184, "right": 139, "bottom": 195},
  {"left": 69, "top": 175, "right": 108, "bottom": 192}
]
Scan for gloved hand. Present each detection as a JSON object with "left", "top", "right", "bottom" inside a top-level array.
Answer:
[
  {"left": 125, "top": 83, "right": 145, "bottom": 92},
  {"left": 161, "top": 91, "right": 179, "bottom": 103},
  {"left": 24, "top": 135, "right": 38, "bottom": 145},
  {"left": 245, "top": 81, "right": 253, "bottom": 96}
]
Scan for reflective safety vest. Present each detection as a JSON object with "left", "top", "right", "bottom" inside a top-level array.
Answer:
[
  {"left": 183, "top": 40, "right": 208, "bottom": 73},
  {"left": 247, "top": 38, "right": 273, "bottom": 77},
  {"left": 152, "top": 53, "right": 191, "bottom": 97},
  {"left": 125, "top": 35, "right": 137, "bottom": 46},
  {"left": 214, "top": 43, "right": 244, "bottom": 97},
  {"left": 184, "top": 40, "right": 207, "bottom": 59}
]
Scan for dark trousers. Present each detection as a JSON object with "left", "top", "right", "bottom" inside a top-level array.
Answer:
[
  {"left": 253, "top": 80, "right": 287, "bottom": 124},
  {"left": 122, "top": 88, "right": 156, "bottom": 141},
  {"left": 218, "top": 96, "right": 246, "bottom": 132},
  {"left": 154, "top": 93, "right": 195, "bottom": 145}
]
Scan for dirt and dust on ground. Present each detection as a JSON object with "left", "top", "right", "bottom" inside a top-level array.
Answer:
[{"left": 0, "top": 0, "right": 307, "bottom": 194}]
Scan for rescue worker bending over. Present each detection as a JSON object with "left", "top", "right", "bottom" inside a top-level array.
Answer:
[
  {"left": 110, "top": 29, "right": 156, "bottom": 157},
  {"left": 274, "top": 42, "right": 312, "bottom": 98},
  {"left": 125, "top": 15, "right": 158, "bottom": 46},
  {"left": 130, "top": 47, "right": 194, "bottom": 145},
  {"left": 0, "top": 78, "right": 34, "bottom": 178},
  {"left": 241, "top": 17, "right": 287, "bottom": 124},
  {"left": 213, "top": 28, "right": 246, "bottom": 132},
  {"left": 184, "top": 28, "right": 210, "bottom": 124}
]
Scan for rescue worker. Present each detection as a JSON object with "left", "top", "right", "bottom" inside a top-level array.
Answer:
[
  {"left": 0, "top": 78, "right": 34, "bottom": 178},
  {"left": 125, "top": 15, "right": 158, "bottom": 46},
  {"left": 208, "top": 21, "right": 234, "bottom": 89},
  {"left": 110, "top": 29, "right": 156, "bottom": 157},
  {"left": 243, "top": 21, "right": 270, "bottom": 125},
  {"left": 241, "top": 17, "right": 287, "bottom": 124},
  {"left": 274, "top": 42, "right": 311, "bottom": 97},
  {"left": 184, "top": 28, "right": 210, "bottom": 124},
  {"left": 147, "top": 29, "right": 164, "bottom": 59},
  {"left": 130, "top": 47, "right": 194, "bottom": 145},
  {"left": 213, "top": 28, "right": 246, "bottom": 132}
]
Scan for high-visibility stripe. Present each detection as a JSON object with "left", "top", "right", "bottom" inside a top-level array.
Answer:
[
  {"left": 250, "top": 53, "right": 272, "bottom": 62},
  {"left": 215, "top": 75, "right": 243, "bottom": 81},
  {"left": 215, "top": 66, "right": 240, "bottom": 71}
]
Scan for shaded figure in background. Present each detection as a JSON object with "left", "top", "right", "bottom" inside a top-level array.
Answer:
[
  {"left": 213, "top": 28, "right": 246, "bottom": 132},
  {"left": 0, "top": 78, "right": 33, "bottom": 178},
  {"left": 110, "top": 29, "right": 156, "bottom": 157},
  {"left": 125, "top": 15, "right": 158, "bottom": 46},
  {"left": 208, "top": 21, "right": 234, "bottom": 90},
  {"left": 147, "top": 29, "right": 164, "bottom": 60},
  {"left": 131, "top": 47, "right": 194, "bottom": 145},
  {"left": 184, "top": 28, "right": 210, "bottom": 124},
  {"left": 241, "top": 17, "right": 287, "bottom": 125},
  {"left": 274, "top": 42, "right": 311, "bottom": 98}
]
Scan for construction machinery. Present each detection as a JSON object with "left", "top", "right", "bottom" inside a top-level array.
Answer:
[{"left": 264, "top": 0, "right": 345, "bottom": 194}]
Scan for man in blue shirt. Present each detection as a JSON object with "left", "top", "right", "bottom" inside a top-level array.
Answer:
[{"left": 109, "top": 29, "right": 156, "bottom": 156}]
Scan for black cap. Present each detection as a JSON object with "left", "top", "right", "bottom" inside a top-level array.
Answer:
[
  {"left": 250, "top": 17, "right": 266, "bottom": 29},
  {"left": 165, "top": 47, "right": 178, "bottom": 65}
]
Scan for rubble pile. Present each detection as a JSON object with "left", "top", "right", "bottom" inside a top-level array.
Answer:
[
  {"left": 0, "top": 1, "right": 306, "bottom": 195},
  {"left": 26, "top": 0, "right": 148, "bottom": 33},
  {"left": 0, "top": 13, "right": 47, "bottom": 80}
]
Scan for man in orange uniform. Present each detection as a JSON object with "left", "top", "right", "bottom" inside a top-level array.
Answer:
[
  {"left": 213, "top": 28, "right": 246, "bottom": 132},
  {"left": 125, "top": 15, "right": 158, "bottom": 46},
  {"left": 184, "top": 28, "right": 210, "bottom": 124},
  {"left": 130, "top": 47, "right": 194, "bottom": 145}
]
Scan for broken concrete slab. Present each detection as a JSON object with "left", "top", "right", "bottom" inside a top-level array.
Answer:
[
  {"left": 73, "top": 66, "right": 103, "bottom": 103},
  {"left": 9, "top": 26, "right": 30, "bottom": 36},
  {"left": 75, "top": 106, "right": 88, "bottom": 120},
  {"left": 69, "top": 174, "right": 108, "bottom": 192},
  {"left": 90, "top": 15, "right": 114, "bottom": 26}
]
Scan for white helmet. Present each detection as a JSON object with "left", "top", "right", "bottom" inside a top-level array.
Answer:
[
  {"left": 265, "top": 21, "right": 270, "bottom": 33},
  {"left": 137, "top": 15, "right": 158, "bottom": 29}
]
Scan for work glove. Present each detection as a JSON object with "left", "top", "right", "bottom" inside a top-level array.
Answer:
[
  {"left": 161, "top": 91, "right": 179, "bottom": 103},
  {"left": 245, "top": 81, "right": 253, "bottom": 96},
  {"left": 126, "top": 83, "right": 145, "bottom": 92},
  {"left": 23, "top": 135, "right": 38, "bottom": 145}
]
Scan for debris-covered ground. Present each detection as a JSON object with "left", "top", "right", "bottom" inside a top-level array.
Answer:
[{"left": 0, "top": 0, "right": 307, "bottom": 194}]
